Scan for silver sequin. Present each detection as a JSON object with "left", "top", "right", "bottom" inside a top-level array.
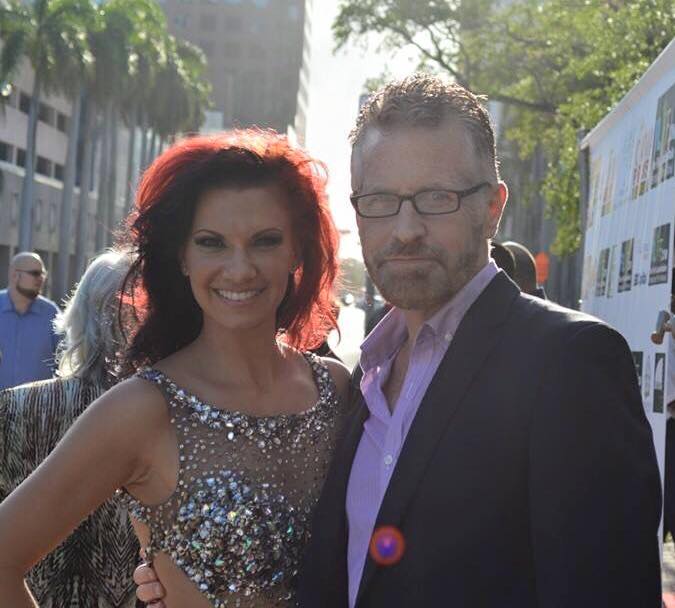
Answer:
[{"left": 118, "top": 353, "right": 341, "bottom": 608}]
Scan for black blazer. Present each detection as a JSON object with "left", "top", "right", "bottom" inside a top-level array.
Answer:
[{"left": 299, "top": 272, "right": 661, "bottom": 608}]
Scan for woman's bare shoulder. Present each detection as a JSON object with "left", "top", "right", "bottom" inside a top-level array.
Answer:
[{"left": 88, "top": 374, "right": 170, "bottom": 426}]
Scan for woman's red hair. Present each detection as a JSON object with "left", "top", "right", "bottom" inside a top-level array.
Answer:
[{"left": 120, "top": 129, "right": 340, "bottom": 368}]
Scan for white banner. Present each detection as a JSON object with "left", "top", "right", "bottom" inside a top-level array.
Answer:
[{"left": 581, "top": 40, "right": 675, "bottom": 483}]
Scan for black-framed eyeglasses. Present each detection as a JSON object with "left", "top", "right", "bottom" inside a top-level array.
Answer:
[
  {"left": 17, "top": 269, "right": 46, "bottom": 278},
  {"left": 350, "top": 181, "right": 491, "bottom": 218}
]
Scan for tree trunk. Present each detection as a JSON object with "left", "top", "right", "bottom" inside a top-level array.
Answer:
[
  {"left": 158, "top": 136, "right": 166, "bottom": 156},
  {"left": 124, "top": 102, "right": 137, "bottom": 215},
  {"left": 139, "top": 107, "right": 148, "bottom": 171},
  {"left": 95, "top": 100, "right": 112, "bottom": 251},
  {"left": 75, "top": 99, "right": 95, "bottom": 277},
  {"left": 148, "top": 130, "right": 157, "bottom": 163},
  {"left": 106, "top": 104, "right": 119, "bottom": 246},
  {"left": 54, "top": 90, "right": 83, "bottom": 302},
  {"left": 18, "top": 70, "right": 43, "bottom": 251}
]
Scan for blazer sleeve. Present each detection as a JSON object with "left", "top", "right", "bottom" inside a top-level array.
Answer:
[{"left": 528, "top": 322, "right": 662, "bottom": 608}]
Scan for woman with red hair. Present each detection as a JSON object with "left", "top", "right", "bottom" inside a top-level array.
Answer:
[{"left": 0, "top": 129, "right": 350, "bottom": 608}]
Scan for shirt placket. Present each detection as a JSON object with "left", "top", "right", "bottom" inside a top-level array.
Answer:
[{"left": 381, "top": 332, "right": 435, "bottom": 491}]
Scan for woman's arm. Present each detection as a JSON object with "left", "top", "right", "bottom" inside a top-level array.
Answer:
[{"left": 0, "top": 377, "right": 167, "bottom": 605}]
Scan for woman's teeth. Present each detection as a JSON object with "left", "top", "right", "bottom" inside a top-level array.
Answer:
[{"left": 216, "top": 289, "right": 261, "bottom": 302}]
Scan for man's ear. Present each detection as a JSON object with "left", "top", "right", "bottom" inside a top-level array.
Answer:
[{"left": 485, "top": 181, "right": 508, "bottom": 239}]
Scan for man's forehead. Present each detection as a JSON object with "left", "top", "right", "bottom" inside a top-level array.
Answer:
[{"left": 351, "top": 122, "right": 479, "bottom": 189}]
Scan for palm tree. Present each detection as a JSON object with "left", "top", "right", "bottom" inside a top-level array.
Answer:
[
  {"left": 71, "top": 0, "right": 165, "bottom": 266},
  {"left": 53, "top": 2, "right": 96, "bottom": 302},
  {"left": 150, "top": 37, "right": 211, "bottom": 149},
  {"left": 98, "top": 0, "right": 167, "bottom": 219},
  {"left": 0, "top": 0, "right": 91, "bottom": 251}
]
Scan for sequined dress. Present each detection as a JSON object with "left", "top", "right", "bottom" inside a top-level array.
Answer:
[{"left": 119, "top": 353, "right": 342, "bottom": 608}]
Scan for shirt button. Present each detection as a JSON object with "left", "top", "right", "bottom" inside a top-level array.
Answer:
[{"left": 384, "top": 454, "right": 394, "bottom": 466}]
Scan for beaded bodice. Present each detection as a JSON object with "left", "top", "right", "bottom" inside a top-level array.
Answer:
[{"left": 119, "top": 353, "right": 342, "bottom": 608}]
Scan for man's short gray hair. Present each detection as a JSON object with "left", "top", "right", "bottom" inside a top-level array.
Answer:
[
  {"left": 351, "top": 73, "right": 499, "bottom": 178},
  {"left": 54, "top": 248, "right": 134, "bottom": 385}
]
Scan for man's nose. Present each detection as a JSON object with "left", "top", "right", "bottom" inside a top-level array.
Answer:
[{"left": 391, "top": 199, "right": 427, "bottom": 243}]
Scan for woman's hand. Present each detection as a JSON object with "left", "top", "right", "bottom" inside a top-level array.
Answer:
[
  {"left": 0, "top": 378, "right": 167, "bottom": 605},
  {"left": 134, "top": 562, "right": 166, "bottom": 607}
]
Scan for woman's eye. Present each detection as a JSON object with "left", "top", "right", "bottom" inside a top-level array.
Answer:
[
  {"left": 194, "top": 236, "right": 224, "bottom": 248},
  {"left": 254, "top": 235, "right": 283, "bottom": 247}
]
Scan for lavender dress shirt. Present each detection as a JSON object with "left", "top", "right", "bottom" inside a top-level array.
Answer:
[{"left": 346, "top": 262, "right": 499, "bottom": 607}]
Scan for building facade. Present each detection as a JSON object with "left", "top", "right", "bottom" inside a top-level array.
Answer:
[
  {"left": 161, "top": 0, "right": 309, "bottom": 141},
  {"left": 0, "top": 57, "right": 132, "bottom": 301}
]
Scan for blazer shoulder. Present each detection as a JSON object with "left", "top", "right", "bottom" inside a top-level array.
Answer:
[{"left": 510, "top": 293, "right": 621, "bottom": 343}]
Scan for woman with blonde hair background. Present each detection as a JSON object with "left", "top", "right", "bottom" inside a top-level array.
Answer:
[{"left": 0, "top": 248, "right": 140, "bottom": 607}]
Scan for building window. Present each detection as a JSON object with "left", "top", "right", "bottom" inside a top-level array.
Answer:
[
  {"left": 249, "top": 43, "right": 266, "bottom": 60},
  {"left": 224, "top": 15, "right": 242, "bottom": 31},
  {"left": 56, "top": 112, "right": 68, "bottom": 133},
  {"left": 54, "top": 163, "right": 64, "bottom": 181},
  {"left": 16, "top": 148, "right": 26, "bottom": 167},
  {"left": 288, "top": 5, "right": 300, "bottom": 21},
  {"left": 19, "top": 92, "right": 31, "bottom": 114},
  {"left": 36, "top": 156, "right": 52, "bottom": 176},
  {"left": 199, "top": 13, "right": 216, "bottom": 31},
  {"left": 223, "top": 42, "right": 241, "bottom": 58},
  {"left": 200, "top": 41, "right": 214, "bottom": 57},
  {"left": 38, "top": 102, "right": 54, "bottom": 125},
  {"left": 0, "top": 141, "right": 13, "bottom": 162},
  {"left": 173, "top": 14, "right": 189, "bottom": 27}
]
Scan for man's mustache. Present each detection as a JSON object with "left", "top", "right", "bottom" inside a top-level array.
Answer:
[{"left": 374, "top": 241, "right": 444, "bottom": 265}]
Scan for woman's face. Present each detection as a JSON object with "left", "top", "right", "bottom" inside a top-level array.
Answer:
[{"left": 181, "top": 184, "right": 298, "bottom": 335}]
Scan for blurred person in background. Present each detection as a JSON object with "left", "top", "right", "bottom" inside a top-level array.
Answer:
[
  {"left": 502, "top": 240, "right": 547, "bottom": 299},
  {"left": 490, "top": 241, "right": 515, "bottom": 279},
  {"left": 0, "top": 248, "right": 139, "bottom": 607},
  {"left": 0, "top": 252, "right": 59, "bottom": 389}
]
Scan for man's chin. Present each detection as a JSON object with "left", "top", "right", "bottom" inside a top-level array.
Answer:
[
  {"left": 377, "top": 281, "right": 450, "bottom": 312},
  {"left": 16, "top": 287, "right": 39, "bottom": 300}
]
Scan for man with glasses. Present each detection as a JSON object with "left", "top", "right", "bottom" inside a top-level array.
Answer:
[
  {"left": 0, "top": 252, "right": 59, "bottom": 389},
  {"left": 135, "top": 74, "right": 662, "bottom": 607},
  {"left": 299, "top": 74, "right": 662, "bottom": 607}
]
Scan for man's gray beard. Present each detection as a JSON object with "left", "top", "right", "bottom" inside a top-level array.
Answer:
[
  {"left": 16, "top": 285, "right": 40, "bottom": 300},
  {"left": 365, "top": 236, "right": 484, "bottom": 312}
]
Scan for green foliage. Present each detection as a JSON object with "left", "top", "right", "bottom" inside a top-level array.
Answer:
[
  {"left": 151, "top": 36, "right": 212, "bottom": 137},
  {"left": 0, "top": 0, "right": 93, "bottom": 98},
  {"left": 0, "top": 0, "right": 211, "bottom": 139},
  {"left": 334, "top": 0, "right": 675, "bottom": 254}
]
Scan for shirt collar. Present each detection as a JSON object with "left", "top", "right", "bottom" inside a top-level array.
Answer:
[
  {"left": 359, "top": 261, "right": 500, "bottom": 372},
  {"left": 424, "top": 260, "right": 499, "bottom": 343},
  {"left": 359, "top": 306, "right": 407, "bottom": 374},
  {"left": 0, "top": 290, "right": 43, "bottom": 315},
  {"left": 0, "top": 290, "right": 13, "bottom": 313}
]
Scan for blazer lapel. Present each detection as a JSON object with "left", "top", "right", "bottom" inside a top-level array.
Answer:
[
  {"left": 307, "top": 372, "right": 369, "bottom": 605},
  {"left": 355, "top": 273, "right": 520, "bottom": 605}
]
